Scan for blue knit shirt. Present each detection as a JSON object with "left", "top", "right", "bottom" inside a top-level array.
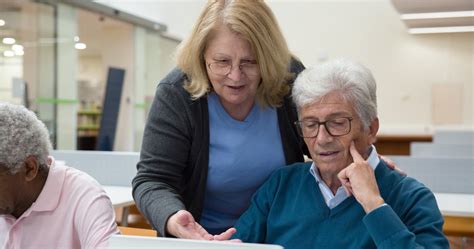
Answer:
[
  {"left": 232, "top": 160, "right": 449, "bottom": 249},
  {"left": 201, "top": 93, "right": 285, "bottom": 234}
]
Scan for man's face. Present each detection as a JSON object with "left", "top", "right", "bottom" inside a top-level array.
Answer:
[
  {"left": 0, "top": 167, "right": 22, "bottom": 216},
  {"left": 299, "top": 91, "right": 378, "bottom": 177}
]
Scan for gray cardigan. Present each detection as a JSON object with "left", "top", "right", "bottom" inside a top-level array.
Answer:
[{"left": 132, "top": 62, "right": 307, "bottom": 236}]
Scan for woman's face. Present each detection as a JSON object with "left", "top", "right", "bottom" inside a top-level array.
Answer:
[{"left": 204, "top": 26, "right": 261, "bottom": 115}]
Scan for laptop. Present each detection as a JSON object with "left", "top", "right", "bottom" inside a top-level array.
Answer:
[{"left": 108, "top": 235, "right": 284, "bottom": 249}]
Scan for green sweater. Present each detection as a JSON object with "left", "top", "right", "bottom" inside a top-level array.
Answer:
[{"left": 233, "top": 162, "right": 449, "bottom": 249}]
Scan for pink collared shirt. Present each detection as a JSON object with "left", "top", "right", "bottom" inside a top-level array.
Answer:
[{"left": 0, "top": 158, "right": 118, "bottom": 249}]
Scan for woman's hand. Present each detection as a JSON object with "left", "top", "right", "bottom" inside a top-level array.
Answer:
[
  {"left": 380, "top": 155, "right": 406, "bottom": 176},
  {"left": 166, "top": 210, "right": 213, "bottom": 239},
  {"left": 166, "top": 210, "right": 238, "bottom": 241}
]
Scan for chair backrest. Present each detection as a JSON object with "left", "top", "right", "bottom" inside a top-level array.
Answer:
[
  {"left": 433, "top": 130, "right": 474, "bottom": 145},
  {"left": 410, "top": 142, "right": 474, "bottom": 158},
  {"left": 389, "top": 156, "right": 474, "bottom": 194},
  {"left": 51, "top": 150, "right": 139, "bottom": 186}
]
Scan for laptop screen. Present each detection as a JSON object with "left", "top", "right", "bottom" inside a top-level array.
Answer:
[{"left": 108, "top": 235, "right": 283, "bottom": 249}]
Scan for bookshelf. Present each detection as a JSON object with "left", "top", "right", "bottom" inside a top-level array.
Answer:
[{"left": 77, "top": 108, "right": 101, "bottom": 150}]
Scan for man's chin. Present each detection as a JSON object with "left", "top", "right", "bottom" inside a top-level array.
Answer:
[{"left": 315, "top": 161, "right": 348, "bottom": 175}]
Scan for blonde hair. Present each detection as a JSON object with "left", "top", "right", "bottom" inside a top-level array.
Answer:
[{"left": 177, "top": 0, "right": 293, "bottom": 107}]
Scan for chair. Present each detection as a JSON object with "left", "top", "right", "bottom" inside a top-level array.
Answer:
[{"left": 118, "top": 226, "right": 157, "bottom": 237}]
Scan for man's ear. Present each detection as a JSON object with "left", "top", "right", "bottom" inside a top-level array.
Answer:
[
  {"left": 23, "top": 156, "right": 40, "bottom": 182},
  {"left": 367, "top": 117, "right": 379, "bottom": 144}
]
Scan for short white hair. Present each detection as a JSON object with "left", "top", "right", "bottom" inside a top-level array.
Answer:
[
  {"left": 292, "top": 59, "right": 377, "bottom": 130},
  {"left": 0, "top": 102, "right": 52, "bottom": 174}
]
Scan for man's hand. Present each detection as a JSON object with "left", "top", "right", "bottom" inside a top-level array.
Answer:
[
  {"left": 337, "top": 142, "right": 385, "bottom": 213},
  {"left": 166, "top": 210, "right": 238, "bottom": 241}
]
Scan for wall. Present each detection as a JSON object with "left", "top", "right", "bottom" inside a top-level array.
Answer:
[
  {"left": 56, "top": 3, "right": 78, "bottom": 150},
  {"left": 97, "top": 0, "right": 473, "bottom": 133},
  {"left": 77, "top": 54, "right": 105, "bottom": 117},
  {"left": 21, "top": 2, "right": 57, "bottom": 140},
  {"left": 99, "top": 25, "right": 135, "bottom": 151},
  {"left": 269, "top": 1, "right": 473, "bottom": 133},
  {"left": 0, "top": 57, "right": 22, "bottom": 103}
]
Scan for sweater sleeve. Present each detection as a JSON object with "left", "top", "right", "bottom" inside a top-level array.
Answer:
[
  {"left": 132, "top": 79, "right": 192, "bottom": 237},
  {"left": 363, "top": 181, "right": 449, "bottom": 249},
  {"left": 231, "top": 170, "right": 282, "bottom": 242}
]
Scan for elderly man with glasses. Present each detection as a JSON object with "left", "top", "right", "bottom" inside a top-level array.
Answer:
[{"left": 230, "top": 59, "right": 449, "bottom": 249}]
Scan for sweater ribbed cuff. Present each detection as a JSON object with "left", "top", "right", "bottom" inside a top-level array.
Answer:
[{"left": 363, "top": 205, "right": 406, "bottom": 246}]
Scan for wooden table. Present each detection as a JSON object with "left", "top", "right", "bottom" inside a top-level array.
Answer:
[
  {"left": 435, "top": 193, "right": 474, "bottom": 236},
  {"left": 374, "top": 134, "right": 432, "bottom": 155}
]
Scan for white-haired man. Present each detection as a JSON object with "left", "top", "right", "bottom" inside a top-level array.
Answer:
[
  {"left": 231, "top": 60, "right": 449, "bottom": 248},
  {"left": 0, "top": 103, "right": 118, "bottom": 248}
]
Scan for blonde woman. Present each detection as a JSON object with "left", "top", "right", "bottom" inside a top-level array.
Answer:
[
  {"left": 132, "top": 0, "right": 400, "bottom": 240},
  {"left": 133, "top": 0, "right": 307, "bottom": 239}
]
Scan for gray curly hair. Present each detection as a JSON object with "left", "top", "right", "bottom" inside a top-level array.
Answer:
[
  {"left": 0, "top": 102, "right": 52, "bottom": 174},
  {"left": 292, "top": 59, "right": 378, "bottom": 131}
]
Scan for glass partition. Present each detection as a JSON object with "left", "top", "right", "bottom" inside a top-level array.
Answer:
[
  {"left": 1, "top": 0, "right": 175, "bottom": 151},
  {"left": 0, "top": 0, "right": 57, "bottom": 144}
]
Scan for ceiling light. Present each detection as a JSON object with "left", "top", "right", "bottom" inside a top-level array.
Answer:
[
  {"left": 75, "top": 42, "right": 87, "bottom": 50},
  {"left": 401, "top": 11, "right": 474, "bottom": 20},
  {"left": 3, "top": 50, "right": 14, "bottom": 57},
  {"left": 12, "top": 44, "right": 24, "bottom": 52},
  {"left": 0, "top": 19, "right": 5, "bottom": 26},
  {"left": 15, "top": 50, "right": 24, "bottom": 56},
  {"left": 2, "top": 37, "right": 16, "bottom": 45},
  {"left": 74, "top": 36, "right": 80, "bottom": 42},
  {"left": 409, "top": 26, "right": 474, "bottom": 34}
]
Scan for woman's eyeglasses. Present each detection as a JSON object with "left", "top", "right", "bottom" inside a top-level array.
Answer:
[{"left": 207, "top": 60, "right": 259, "bottom": 77}]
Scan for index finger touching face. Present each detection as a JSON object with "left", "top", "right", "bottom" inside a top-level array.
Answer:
[{"left": 349, "top": 141, "right": 365, "bottom": 163}]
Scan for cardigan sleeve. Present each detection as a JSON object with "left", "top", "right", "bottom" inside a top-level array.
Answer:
[
  {"left": 363, "top": 180, "right": 449, "bottom": 249},
  {"left": 132, "top": 79, "right": 193, "bottom": 237}
]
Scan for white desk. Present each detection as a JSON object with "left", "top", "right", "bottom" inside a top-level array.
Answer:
[
  {"left": 435, "top": 193, "right": 474, "bottom": 217},
  {"left": 104, "top": 186, "right": 134, "bottom": 209},
  {"left": 434, "top": 193, "right": 474, "bottom": 236},
  {"left": 103, "top": 186, "right": 134, "bottom": 226}
]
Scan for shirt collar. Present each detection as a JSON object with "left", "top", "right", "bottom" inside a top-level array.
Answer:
[
  {"left": 26, "top": 157, "right": 66, "bottom": 214},
  {"left": 310, "top": 145, "right": 380, "bottom": 183}
]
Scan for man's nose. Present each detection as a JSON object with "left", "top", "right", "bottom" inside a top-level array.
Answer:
[{"left": 316, "top": 125, "right": 333, "bottom": 144}]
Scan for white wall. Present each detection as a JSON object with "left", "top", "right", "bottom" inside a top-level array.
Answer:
[
  {"left": 56, "top": 3, "right": 78, "bottom": 150},
  {"left": 269, "top": 1, "right": 473, "bottom": 133},
  {"left": 99, "top": 26, "right": 135, "bottom": 151},
  {"left": 94, "top": 0, "right": 204, "bottom": 40},
  {"left": 21, "top": 2, "right": 57, "bottom": 138},
  {"left": 0, "top": 57, "right": 22, "bottom": 103},
  {"left": 97, "top": 0, "right": 474, "bottom": 133}
]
